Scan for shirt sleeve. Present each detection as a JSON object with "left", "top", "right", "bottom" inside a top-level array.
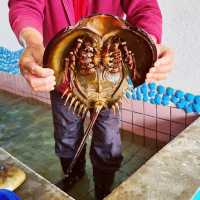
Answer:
[
  {"left": 121, "top": 0, "right": 162, "bottom": 43},
  {"left": 8, "top": 0, "right": 45, "bottom": 39}
]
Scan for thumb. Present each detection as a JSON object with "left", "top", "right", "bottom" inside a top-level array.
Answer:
[{"left": 30, "top": 44, "right": 45, "bottom": 65}]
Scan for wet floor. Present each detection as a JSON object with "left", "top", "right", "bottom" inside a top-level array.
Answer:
[{"left": 0, "top": 90, "right": 162, "bottom": 200}]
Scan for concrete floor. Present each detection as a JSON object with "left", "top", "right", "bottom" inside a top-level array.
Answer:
[{"left": 0, "top": 90, "right": 161, "bottom": 200}]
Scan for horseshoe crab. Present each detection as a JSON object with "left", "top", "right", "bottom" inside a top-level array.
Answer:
[{"left": 43, "top": 14, "right": 157, "bottom": 175}]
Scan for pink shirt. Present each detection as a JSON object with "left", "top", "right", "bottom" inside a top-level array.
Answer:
[{"left": 9, "top": 0, "right": 162, "bottom": 47}]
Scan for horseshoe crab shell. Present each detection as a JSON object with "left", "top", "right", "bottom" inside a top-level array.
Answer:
[
  {"left": 43, "top": 14, "right": 157, "bottom": 112},
  {"left": 43, "top": 14, "right": 157, "bottom": 87}
]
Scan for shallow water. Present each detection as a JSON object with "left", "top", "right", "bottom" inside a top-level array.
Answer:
[{"left": 0, "top": 90, "right": 161, "bottom": 200}]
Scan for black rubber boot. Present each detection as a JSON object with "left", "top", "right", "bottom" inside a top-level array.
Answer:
[
  {"left": 56, "top": 146, "right": 86, "bottom": 192},
  {"left": 93, "top": 169, "right": 115, "bottom": 200}
]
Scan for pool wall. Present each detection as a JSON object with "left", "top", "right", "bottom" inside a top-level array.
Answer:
[
  {"left": 0, "top": 47, "right": 199, "bottom": 144},
  {"left": 0, "top": 71, "right": 199, "bottom": 145},
  {"left": 0, "top": 72, "right": 50, "bottom": 104}
]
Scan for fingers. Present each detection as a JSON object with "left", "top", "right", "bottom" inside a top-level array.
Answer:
[
  {"left": 22, "top": 59, "right": 54, "bottom": 77},
  {"left": 20, "top": 53, "right": 54, "bottom": 78},
  {"left": 32, "top": 44, "right": 45, "bottom": 65},
  {"left": 146, "top": 68, "right": 168, "bottom": 83},
  {"left": 19, "top": 44, "right": 54, "bottom": 77},
  {"left": 149, "top": 65, "right": 171, "bottom": 74},
  {"left": 146, "top": 72, "right": 167, "bottom": 83},
  {"left": 155, "top": 46, "right": 174, "bottom": 68},
  {"left": 146, "top": 45, "right": 174, "bottom": 83},
  {"left": 24, "top": 73, "right": 56, "bottom": 92},
  {"left": 19, "top": 45, "right": 57, "bottom": 92}
]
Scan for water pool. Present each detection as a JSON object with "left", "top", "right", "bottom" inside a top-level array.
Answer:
[{"left": 0, "top": 90, "right": 161, "bottom": 200}]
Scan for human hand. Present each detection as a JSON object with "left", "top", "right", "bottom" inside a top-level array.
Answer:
[
  {"left": 146, "top": 44, "right": 174, "bottom": 83},
  {"left": 19, "top": 44, "right": 56, "bottom": 92}
]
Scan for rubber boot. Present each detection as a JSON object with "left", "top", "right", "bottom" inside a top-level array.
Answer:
[
  {"left": 93, "top": 169, "right": 115, "bottom": 200},
  {"left": 56, "top": 146, "right": 86, "bottom": 192}
]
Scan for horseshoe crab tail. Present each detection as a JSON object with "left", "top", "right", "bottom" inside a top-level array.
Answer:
[{"left": 65, "top": 102, "right": 104, "bottom": 176}]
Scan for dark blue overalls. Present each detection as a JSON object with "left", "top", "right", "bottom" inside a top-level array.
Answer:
[{"left": 50, "top": 90, "right": 123, "bottom": 199}]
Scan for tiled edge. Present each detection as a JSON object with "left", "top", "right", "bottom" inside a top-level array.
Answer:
[
  {"left": 1, "top": 72, "right": 199, "bottom": 141},
  {"left": 186, "top": 113, "right": 199, "bottom": 126},
  {"left": 105, "top": 116, "right": 200, "bottom": 200},
  {"left": 121, "top": 98, "right": 132, "bottom": 110},
  {"left": 157, "top": 105, "right": 171, "bottom": 120},
  {"left": 0, "top": 72, "right": 50, "bottom": 104},
  {"left": 121, "top": 99, "right": 199, "bottom": 142},
  {"left": 171, "top": 107, "right": 186, "bottom": 124}
]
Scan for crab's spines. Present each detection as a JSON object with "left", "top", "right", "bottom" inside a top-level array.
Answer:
[
  {"left": 73, "top": 100, "right": 80, "bottom": 114},
  {"left": 61, "top": 88, "right": 69, "bottom": 99},
  {"left": 69, "top": 96, "right": 77, "bottom": 110},
  {"left": 115, "top": 102, "right": 120, "bottom": 113},
  {"left": 77, "top": 104, "right": 84, "bottom": 116},
  {"left": 112, "top": 105, "right": 116, "bottom": 115},
  {"left": 64, "top": 92, "right": 72, "bottom": 106},
  {"left": 82, "top": 106, "right": 88, "bottom": 118}
]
